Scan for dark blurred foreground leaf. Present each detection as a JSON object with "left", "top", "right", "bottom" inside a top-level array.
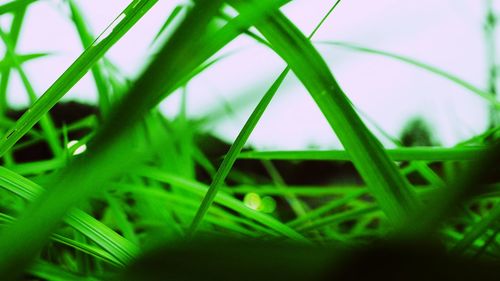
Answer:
[{"left": 118, "top": 238, "right": 500, "bottom": 281}]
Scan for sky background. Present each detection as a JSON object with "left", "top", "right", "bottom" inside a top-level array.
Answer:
[{"left": 1, "top": 0, "right": 499, "bottom": 149}]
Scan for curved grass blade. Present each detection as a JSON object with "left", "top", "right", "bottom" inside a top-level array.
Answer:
[
  {"left": 230, "top": 0, "right": 421, "bottom": 227},
  {"left": 319, "top": 41, "right": 500, "bottom": 108},
  {"left": 0, "top": 213, "right": 121, "bottom": 266},
  {"left": 0, "top": 0, "right": 36, "bottom": 16},
  {"left": 0, "top": 166, "right": 138, "bottom": 267}
]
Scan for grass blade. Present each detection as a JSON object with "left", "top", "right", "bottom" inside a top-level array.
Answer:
[{"left": 0, "top": 0, "right": 36, "bottom": 16}]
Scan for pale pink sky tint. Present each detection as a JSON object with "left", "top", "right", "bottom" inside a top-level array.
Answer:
[{"left": 1, "top": 0, "right": 498, "bottom": 149}]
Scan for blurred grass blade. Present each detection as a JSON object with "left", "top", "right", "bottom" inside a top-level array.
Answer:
[
  {"left": 0, "top": 2, "right": 29, "bottom": 165},
  {"left": 0, "top": 213, "right": 121, "bottom": 266},
  {"left": 0, "top": 52, "right": 50, "bottom": 71},
  {"left": 230, "top": 0, "right": 421, "bottom": 227},
  {"left": 0, "top": 0, "right": 160, "bottom": 157},
  {"left": 152, "top": 4, "right": 185, "bottom": 43},
  {"left": 0, "top": 0, "right": 36, "bottom": 16},
  {"left": 28, "top": 260, "right": 100, "bottom": 281},
  {"left": 188, "top": 69, "right": 289, "bottom": 235},
  {"left": 0, "top": 166, "right": 138, "bottom": 266},
  {"left": 319, "top": 41, "right": 500, "bottom": 108},
  {"left": 238, "top": 147, "right": 489, "bottom": 162}
]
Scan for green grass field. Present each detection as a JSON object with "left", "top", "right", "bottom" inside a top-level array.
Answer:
[{"left": 0, "top": 0, "right": 498, "bottom": 280}]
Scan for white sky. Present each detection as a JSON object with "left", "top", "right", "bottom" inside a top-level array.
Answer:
[{"left": 1, "top": 0, "right": 499, "bottom": 149}]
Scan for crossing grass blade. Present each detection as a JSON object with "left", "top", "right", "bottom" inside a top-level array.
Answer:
[{"left": 230, "top": 0, "right": 421, "bottom": 228}]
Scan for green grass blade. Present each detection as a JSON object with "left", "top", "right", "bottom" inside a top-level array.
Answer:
[
  {"left": 0, "top": 3, "right": 29, "bottom": 165},
  {"left": 0, "top": 166, "right": 138, "bottom": 266},
  {"left": 0, "top": 53, "right": 51, "bottom": 71},
  {"left": 231, "top": 0, "right": 421, "bottom": 227},
  {"left": 298, "top": 206, "right": 381, "bottom": 233},
  {"left": 187, "top": 69, "right": 290, "bottom": 235},
  {"left": 0, "top": 0, "right": 36, "bottom": 16},
  {"left": 28, "top": 260, "right": 100, "bottom": 281},
  {"left": 238, "top": 147, "right": 489, "bottom": 162},
  {"left": 152, "top": 4, "right": 185, "bottom": 43},
  {"left": 0, "top": 213, "right": 121, "bottom": 266},
  {"left": 319, "top": 41, "right": 500, "bottom": 108}
]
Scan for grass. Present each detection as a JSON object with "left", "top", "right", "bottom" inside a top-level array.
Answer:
[{"left": 0, "top": 0, "right": 498, "bottom": 280}]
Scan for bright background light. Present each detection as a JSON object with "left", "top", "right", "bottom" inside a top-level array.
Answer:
[{"left": 2, "top": 0, "right": 498, "bottom": 149}]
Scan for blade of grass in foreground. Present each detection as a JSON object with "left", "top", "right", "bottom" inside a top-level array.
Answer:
[
  {"left": 237, "top": 147, "right": 489, "bottom": 162},
  {"left": 0, "top": 0, "right": 36, "bottom": 16},
  {"left": 187, "top": 0, "right": 342, "bottom": 237},
  {"left": 0, "top": 166, "right": 138, "bottom": 266},
  {"left": 0, "top": 0, "right": 160, "bottom": 157},
  {"left": 318, "top": 41, "right": 500, "bottom": 108},
  {"left": 231, "top": 0, "right": 421, "bottom": 227}
]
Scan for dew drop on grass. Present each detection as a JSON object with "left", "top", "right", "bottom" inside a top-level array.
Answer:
[
  {"left": 243, "top": 192, "right": 261, "bottom": 210},
  {"left": 67, "top": 140, "right": 87, "bottom": 156}
]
